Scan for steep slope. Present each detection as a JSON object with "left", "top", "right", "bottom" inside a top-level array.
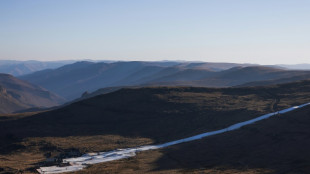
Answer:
[
  {"left": 0, "top": 86, "right": 28, "bottom": 113},
  {"left": 0, "top": 74, "right": 65, "bottom": 114}
]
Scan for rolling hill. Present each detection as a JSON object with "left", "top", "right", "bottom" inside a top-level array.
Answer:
[
  {"left": 0, "top": 73, "right": 65, "bottom": 114},
  {"left": 1, "top": 80, "right": 310, "bottom": 173},
  {"left": 238, "top": 73, "right": 310, "bottom": 87}
]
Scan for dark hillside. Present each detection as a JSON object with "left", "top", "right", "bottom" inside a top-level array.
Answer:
[
  {"left": 78, "top": 103, "right": 310, "bottom": 174},
  {"left": 151, "top": 102, "right": 310, "bottom": 174},
  {"left": 1, "top": 80, "right": 310, "bottom": 173}
]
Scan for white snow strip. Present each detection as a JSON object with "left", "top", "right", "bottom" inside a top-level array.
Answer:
[{"left": 38, "top": 102, "right": 310, "bottom": 174}]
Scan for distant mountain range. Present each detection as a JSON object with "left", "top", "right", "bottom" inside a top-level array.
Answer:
[
  {"left": 277, "top": 63, "right": 310, "bottom": 70},
  {"left": 0, "top": 73, "right": 65, "bottom": 114},
  {"left": 20, "top": 61, "right": 310, "bottom": 100},
  {"left": 0, "top": 60, "right": 76, "bottom": 76},
  {"left": 1, "top": 60, "right": 310, "bottom": 77}
]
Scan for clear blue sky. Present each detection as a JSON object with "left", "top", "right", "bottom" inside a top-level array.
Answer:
[{"left": 0, "top": 0, "right": 309, "bottom": 64}]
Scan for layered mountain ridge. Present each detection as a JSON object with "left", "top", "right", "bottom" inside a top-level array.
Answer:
[{"left": 20, "top": 61, "right": 310, "bottom": 100}]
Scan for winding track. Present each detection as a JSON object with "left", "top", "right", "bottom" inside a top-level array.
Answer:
[{"left": 38, "top": 102, "right": 310, "bottom": 174}]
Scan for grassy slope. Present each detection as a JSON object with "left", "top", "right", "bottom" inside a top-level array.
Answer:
[
  {"left": 75, "top": 104, "right": 310, "bottom": 174},
  {"left": 1, "top": 80, "right": 310, "bottom": 173}
]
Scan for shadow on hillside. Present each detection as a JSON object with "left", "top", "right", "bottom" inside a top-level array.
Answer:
[
  {"left": 151, "top": 106, "right": 310, "bottom": 173},
  {"left": 0, "top": 88, "right": 267, "bottom": 155}
]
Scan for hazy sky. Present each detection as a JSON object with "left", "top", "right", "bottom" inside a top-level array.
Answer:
[{"left": 0, "top": 0, "right": 309, "bottom": 64}]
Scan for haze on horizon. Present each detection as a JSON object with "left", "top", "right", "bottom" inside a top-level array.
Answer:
[{"left": 0, "top": 0, "right": 309, "bottom": 64}]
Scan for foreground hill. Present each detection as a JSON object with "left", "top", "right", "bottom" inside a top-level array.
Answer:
[
  {"left": 0, "top": 74, "right": 65, "bottom": 114},
  {"left": 1, "top": 80, "right": 310, "bottom": 173},
  {"left": 78, "top": 103, "right": 310, "bottom": 174},
  {"left": 20, "top": 61, "right": 310, "bottom": 100}
]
